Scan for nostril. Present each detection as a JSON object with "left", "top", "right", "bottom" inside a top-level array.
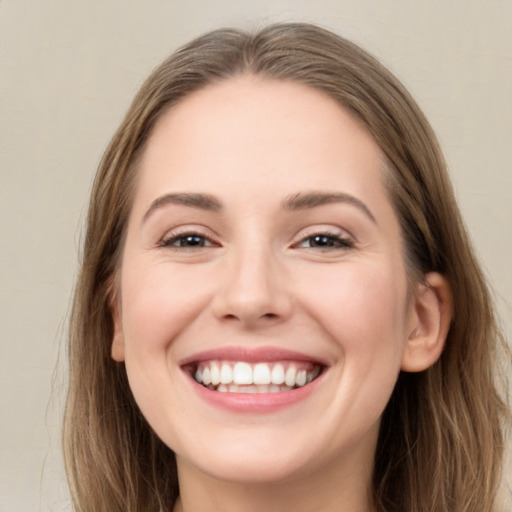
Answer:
[{"left": 224, "top": 312, "right": 278, "bottom": 321}]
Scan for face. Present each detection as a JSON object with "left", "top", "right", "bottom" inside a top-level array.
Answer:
[{"left": 112, "top": 77, "right": 418, "bottom": 486}]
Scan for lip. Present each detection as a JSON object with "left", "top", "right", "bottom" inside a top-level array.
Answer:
[
  {"left": 180, "top": 346, "right": 326, "bottom": 413},
  {"left": 189, "top": 377, "right": 321, "bottom": 413},
  {"left": 179, "top": 346, "right": 328, "bottom": 366}
]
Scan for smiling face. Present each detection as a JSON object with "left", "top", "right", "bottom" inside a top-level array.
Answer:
[{"left": 111, "top": 77, "right": 422, "bottom": 490}]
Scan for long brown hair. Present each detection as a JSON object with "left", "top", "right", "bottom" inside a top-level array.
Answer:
[{"left": 64, "top": 23, "right": 509, "bottom": 511}]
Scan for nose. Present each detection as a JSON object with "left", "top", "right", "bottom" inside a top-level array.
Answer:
[{"left": 211, "top": 246, "right": 293, "bottom": 328}]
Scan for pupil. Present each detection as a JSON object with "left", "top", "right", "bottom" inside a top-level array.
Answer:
[
  {"left": 313, "top": 235, "right": 333, "bottom": 246},
  {"left": 181, "top": 235, "right": 204, "bottom": 247}
]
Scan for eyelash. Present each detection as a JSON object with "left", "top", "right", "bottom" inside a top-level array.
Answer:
[
  {"left": 160, "top": 230, "right": 354, "bottom": 251},
  {"left": 294, "top": 232, "right": 354, "bottom": 251},
  {"left": 160, "top": 230, "right": 218, "bottom": 249}
]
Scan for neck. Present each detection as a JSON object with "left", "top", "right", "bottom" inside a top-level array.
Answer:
[{"left": 174, "top": 453, "right": 376, "bottom": 512}]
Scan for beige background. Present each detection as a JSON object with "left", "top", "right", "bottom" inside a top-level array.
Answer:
[{"left": 1, "top": 1, "right": 510, "bottom": 510}]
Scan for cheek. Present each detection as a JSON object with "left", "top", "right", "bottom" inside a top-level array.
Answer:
[
  {"left": 120, "top": 262, "right": 211, "bottom": 354},
  {"left": 317, "top": 266, "right": 408, "bottom": 427},
  {"left": 301, "top": 260, "right": 409, "bottom": 380},
  {"left": 309, "top": 261, "right": 407, "bottom": 333},
  {"left": 118, "top": 263, "right": 213, "bottom": 435}
]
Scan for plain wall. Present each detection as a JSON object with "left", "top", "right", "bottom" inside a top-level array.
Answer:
[{"left": 1, "top": 1, "right": 510, "bottom": 510}]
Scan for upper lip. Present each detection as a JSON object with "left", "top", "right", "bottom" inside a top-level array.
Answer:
[{"left": 179, "top": 346, "right": 328, "bottom": 367}]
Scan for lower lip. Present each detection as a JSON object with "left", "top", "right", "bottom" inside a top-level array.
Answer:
[{"left": 187, "top": 374, "right": 321, "bottom": 413}]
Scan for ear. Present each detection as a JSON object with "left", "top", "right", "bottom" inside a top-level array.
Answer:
[
  {"left": 401, "top": 272, "right": 453, "bottom": 372},
  {"left": 109, "top": 280, "right": 125, "bottom": 362}
]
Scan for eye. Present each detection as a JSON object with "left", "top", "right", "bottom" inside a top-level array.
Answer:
[
  {"left": 296, "top": 232, "right": 354, "bottom": 250},
  {"left": 161, "top": 231, "right": 218, "bottom": 249}
]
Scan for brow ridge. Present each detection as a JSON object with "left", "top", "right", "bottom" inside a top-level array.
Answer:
[
  {"left": 143, "top": 190, "right": 376, "bottom": 224},
  {"left": 143, "top": 192, "right": 222, "bottom": 223},
  {"left": 283, "top": 191, "right": 376, "bottom": 223}
]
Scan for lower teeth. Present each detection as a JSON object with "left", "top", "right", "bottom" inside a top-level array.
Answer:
[{"left": 207, "top": 383, "right": 295, "bottom": 393}]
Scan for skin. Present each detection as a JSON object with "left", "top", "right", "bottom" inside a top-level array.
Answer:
[{"left": 111, "top": 76, "right": 451, "bottom": 512}]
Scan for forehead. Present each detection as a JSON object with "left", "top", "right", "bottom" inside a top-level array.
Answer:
[{"left": 136, "top": 76, "right": 387, "bottom": 201}]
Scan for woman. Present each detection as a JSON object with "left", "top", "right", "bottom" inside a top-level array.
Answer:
[{"left": 63, "top": 23, "right": 509, "bottom": 512}]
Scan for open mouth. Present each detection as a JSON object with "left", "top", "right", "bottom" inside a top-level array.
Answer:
[{"left": 189, "top": 360, "right": 323, "bottom": 393}]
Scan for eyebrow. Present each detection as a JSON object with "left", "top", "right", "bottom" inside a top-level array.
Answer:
[
  {"left": 142, "top": 190, "right": 376, "bottom": 224},
  {"left": 283, "top": 191, "right": 377, "bottom": 224},
  {"left": 143, "top": 192, "right": 222, "bottom": 223}
]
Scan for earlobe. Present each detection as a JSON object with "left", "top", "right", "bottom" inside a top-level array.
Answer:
[
  {"left": 401, "top": 272, "right": 453, "bottom": 373},
  {"left": 109, "top": 283, "right": 126, "bottom": 362}
]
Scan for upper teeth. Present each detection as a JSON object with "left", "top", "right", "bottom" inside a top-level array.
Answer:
[{"left": 193, "top": 361, "right": 320, "bottom": 390}]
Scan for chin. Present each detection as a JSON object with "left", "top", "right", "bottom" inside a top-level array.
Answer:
[{"left": 180, "top": 450, "right": 314, "bottom": 485}]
